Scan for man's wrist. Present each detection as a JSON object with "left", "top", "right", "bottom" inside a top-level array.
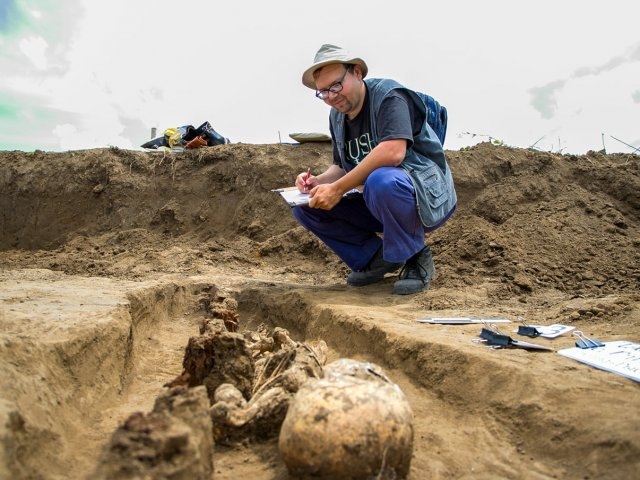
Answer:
[{"left": 333, "top": 178, "right": 353, "bottom": 196}]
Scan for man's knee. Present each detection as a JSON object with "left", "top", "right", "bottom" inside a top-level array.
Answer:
[
  {"left": 365, "top": 168, "right": 397, "bottom": 192},
  {"left": 364, "top": 168, "right": 412, "bottom": 204}
]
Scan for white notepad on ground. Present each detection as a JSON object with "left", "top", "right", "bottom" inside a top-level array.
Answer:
[
  {"left": 558, "top": 341, "right": 640, "bottom": 382},
  {"left": 417, "top": 317, "right": 511, "bottom": 324},
  {"left": 513, "top": 324, "right": 575, "bottom": 338}
]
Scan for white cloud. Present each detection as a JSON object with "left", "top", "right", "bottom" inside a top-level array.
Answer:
[
  {"left": 573, "top": 42, "right": 640, "bottom": 78},
  {"left": 52, "top": 123, "right": 76, "bottom": 138},
  {"left": 528, "top": 41, "right": 640, "bottom": 121},
  {"left": 528, "top": 80, "right": 567, "bottom": 120},
  {"left": 29, "top": 9, "right": 43, "bottom": 19},
  {"left": 51, "top": 104, "right": 133, "bottom": 151},
  {"left": 18, "top": 35, "right": 48, "bottom": 70}
]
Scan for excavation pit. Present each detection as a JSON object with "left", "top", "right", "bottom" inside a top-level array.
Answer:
[{"left": 1, "top": 144, "right": 638, "bottom": 479}]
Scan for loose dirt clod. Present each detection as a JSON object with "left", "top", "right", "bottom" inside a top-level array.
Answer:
[
  {"left": 171, "top": 332, "right": 256, "bottom": 403},
  {"left": 279, "top": 359, "right": 414, "bottom": 480},
  {"left": 93, "top": 386, "right": 214, "bottom": 479}
]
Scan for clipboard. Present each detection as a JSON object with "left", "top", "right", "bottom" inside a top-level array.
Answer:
[
  {"left": 272, "top": 187, "right": 312, "bottom": 207},
  {"left": 272, "top": 186, "right": 362, "bottom": 208}
]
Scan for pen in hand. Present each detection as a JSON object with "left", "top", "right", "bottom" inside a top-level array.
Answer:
[{"left": 303, "top": 168, "right": 311, "bottom": 191}]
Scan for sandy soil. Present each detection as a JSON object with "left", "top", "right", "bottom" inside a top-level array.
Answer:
[{"left": 0, "top": 143, "right": 638, "bottom": 479}]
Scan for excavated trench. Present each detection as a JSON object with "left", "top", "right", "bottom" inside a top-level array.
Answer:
[
  {"left": 0, "top": 278, "right": 568, "bottom": 479},
  {"left": 0, "top": 275, "right": 209, "bottom": 478},
  {"left": 5, "top": 274, "right": 633, "bottom": 480}
]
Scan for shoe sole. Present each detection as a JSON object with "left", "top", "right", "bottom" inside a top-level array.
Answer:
[
  {"left": 347, "top": 263, "right": 403, "bottom": 287},
  {"left": 392, "top": 283, "right": 427, "bottom": 295},
  {"left": 392, "top": 268, "right": 436, "bottom": 295},
  {"left": 347, "top": 276, "right": 386, "bottom": 287}
]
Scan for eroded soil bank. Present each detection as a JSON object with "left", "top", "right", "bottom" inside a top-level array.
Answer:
[{"left": 0, "top": 143, "right": 638, "bottom": 479}]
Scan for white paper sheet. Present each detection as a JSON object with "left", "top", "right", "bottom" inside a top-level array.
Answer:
[
  {"left": 514, "top": 324, "right": 575, "bottom": 338},
  {"left": 558, "top": 341, "right": 640, "bottom": 382},
  {"left": 276, "top": 188, "right": 311, "bottom": 207},
  {"left": 417, "top": 317, "right": 511, "bottom": 324},
  {"left": 273, "top": 187, "right": 362, "bottom": 207}
]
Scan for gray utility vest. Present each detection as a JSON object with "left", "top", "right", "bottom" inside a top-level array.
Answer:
[{"left": 330, "top": 78, "right": 457, "bottom": 231}]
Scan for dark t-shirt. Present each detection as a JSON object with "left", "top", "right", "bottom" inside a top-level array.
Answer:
[{"left": 331, "top": 85, "right": 422, "bottom": 171}]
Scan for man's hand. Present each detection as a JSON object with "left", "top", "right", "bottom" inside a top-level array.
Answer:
[
  {"left": 308, "top": 183, "right": 343, "bottom": 210},
  {"left": 295, "top": 164, "right": 346, "bottom": 195},
  {"left": 295, "top": 170, "right": 318, "bottom": 192}
]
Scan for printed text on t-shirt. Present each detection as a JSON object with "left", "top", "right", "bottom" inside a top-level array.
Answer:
[{"left": 346, "top": 132, "right": 373, "bottom": 165}]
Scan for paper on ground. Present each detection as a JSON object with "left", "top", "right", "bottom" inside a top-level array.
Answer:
[
  {"left": 510, "top": 338, "right": 554, "bottom": 351},
  {"left": 513, "top": 324, "right": 575, "bottom": 338},
  {"left": 417, "top": 317, "right": 511, "bottom": 324},
  {"left": 558, "top": 341, "right": 640, "bottom": 382}
]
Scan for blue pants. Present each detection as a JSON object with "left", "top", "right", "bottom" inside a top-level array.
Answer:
[{"left": 292, "top": 167, "right": 426, "bottom": 271}]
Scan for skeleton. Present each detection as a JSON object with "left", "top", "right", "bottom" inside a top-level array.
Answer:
[{"left": 209, "top": 326, "right": 327, "bottom": 444}]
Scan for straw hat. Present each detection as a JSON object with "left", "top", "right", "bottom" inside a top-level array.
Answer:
[{"left": 302, "top": 44, "right": 368, "bottom": 89}]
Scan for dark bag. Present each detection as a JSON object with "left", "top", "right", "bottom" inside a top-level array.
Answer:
[
  {"left": 182, "top": 121, "right": 229, "bottom": 146},
  {"left": 416, "top": 92, "right": 448, "bottom": 146},
  {"left": 141, "top": 121, "right": 229, "bottom": 149}
]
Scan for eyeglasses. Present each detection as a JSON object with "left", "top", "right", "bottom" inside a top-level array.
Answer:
[{"left": 315, "top": 69, "right": 348, "bottom": 100}]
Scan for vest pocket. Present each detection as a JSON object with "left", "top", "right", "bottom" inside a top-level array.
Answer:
[{"left": 417, "top": 165, "right": 448, "bottom": 208}]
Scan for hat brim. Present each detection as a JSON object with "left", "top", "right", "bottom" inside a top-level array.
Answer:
[{"left": 302, "top": 58, "right": 368, "bottom": 90}]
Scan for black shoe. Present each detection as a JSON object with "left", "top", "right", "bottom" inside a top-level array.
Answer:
[
  {"left": 392, "top": 246, "right": 436, "bottom": 295},
  {"left": 347, "top": 248, "right": 403, "bottom": 287}
]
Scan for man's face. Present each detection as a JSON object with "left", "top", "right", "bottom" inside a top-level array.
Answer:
[{"left": 314, "top": 63, "right": 363, "bottom": 117}]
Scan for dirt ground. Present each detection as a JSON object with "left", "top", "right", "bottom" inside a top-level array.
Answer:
[{"left": 0, "top": 142, "right": 638, "bottom": 479}]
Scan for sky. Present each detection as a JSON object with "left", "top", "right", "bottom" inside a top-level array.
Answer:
[{"left": 0, "top": 0, "right": 638, "bottom": 154}]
